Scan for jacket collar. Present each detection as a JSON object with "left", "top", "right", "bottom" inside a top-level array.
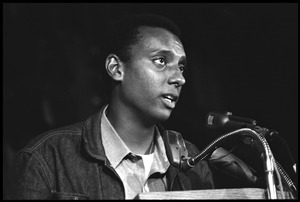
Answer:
[
  {"left": 82, "top": 106, "right": 172, "bottom": 162},
  {"left": 82, "top": 106, "right": 107, "bottom": 161}
]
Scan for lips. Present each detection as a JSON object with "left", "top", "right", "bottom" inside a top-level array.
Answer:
[
  {"left": 162, "top": 94, "right": 178, "bottom": 102},
  {"left": 162, "top": 93, "right": 178, "bottom": 109}
]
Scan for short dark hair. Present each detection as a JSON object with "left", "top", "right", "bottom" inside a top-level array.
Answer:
[
  {"left": 104, "top": 13, "right": 182, "bottom": 62},
  {"left": 99, "top": 14, "right": 182, "bottom": 104}
]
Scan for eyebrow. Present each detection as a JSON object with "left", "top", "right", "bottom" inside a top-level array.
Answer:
[{"left": 150, "top": 49, "right": 187, "bottom": 66}]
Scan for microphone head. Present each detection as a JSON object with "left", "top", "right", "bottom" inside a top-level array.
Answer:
[{"left": 206, "top": 111, "right": 257, "bottom": 130}]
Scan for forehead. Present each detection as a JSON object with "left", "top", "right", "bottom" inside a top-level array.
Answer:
[{"left": 135, "top": 26, "right": 185, "bottom": 55}]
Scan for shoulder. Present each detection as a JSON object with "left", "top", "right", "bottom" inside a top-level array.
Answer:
[{"left": 20, "top": 122, "right": 85, "bottom": 154}]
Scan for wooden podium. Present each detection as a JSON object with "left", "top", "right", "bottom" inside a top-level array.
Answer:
[{"left": 135, "top": 188, "right": 294, "bottom": 199}]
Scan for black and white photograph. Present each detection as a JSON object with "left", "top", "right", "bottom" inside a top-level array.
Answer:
[{"left": 3, "top": 3, "right": 298, "bottom": 199}]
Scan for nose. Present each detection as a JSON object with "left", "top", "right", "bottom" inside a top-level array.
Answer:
[{"left": 168, "top": 68, "right": 186, "bottom": 87}]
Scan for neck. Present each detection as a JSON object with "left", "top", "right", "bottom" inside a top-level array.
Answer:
[{"left": 106, "top": 101, "right": 156, "bottom": 155}]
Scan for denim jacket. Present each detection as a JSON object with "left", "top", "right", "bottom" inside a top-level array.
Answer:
[{"left": 7, "top": 107, "right": 214, "bottom": 199}]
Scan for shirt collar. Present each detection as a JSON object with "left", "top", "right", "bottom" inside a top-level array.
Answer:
[
  {"left": 101, "top": 105, "right": 131, "bottom": 169},
  {"left": 101, "top": 105, "right": 170, "bottom": 171}
]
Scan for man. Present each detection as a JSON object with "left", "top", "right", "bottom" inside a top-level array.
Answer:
[{"left": 7, "top": 14, "right": 214, "bottom": 199}]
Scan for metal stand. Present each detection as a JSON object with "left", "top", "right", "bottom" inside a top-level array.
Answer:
[{"left": 181, "top": 128, "right": 278, "bottom": 199}]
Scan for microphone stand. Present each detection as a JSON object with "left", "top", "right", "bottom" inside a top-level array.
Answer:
[{"left": 181, "top": 128, "right": 278, "bottom": 199}]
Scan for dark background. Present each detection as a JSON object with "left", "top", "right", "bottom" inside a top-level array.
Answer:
[{"left": 3, "top": 3, "right": 298, "bottom": 189}]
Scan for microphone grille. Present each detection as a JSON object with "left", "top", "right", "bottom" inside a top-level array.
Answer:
[{"left": 207, "top": 114, "right": 214, "bottom": 126}]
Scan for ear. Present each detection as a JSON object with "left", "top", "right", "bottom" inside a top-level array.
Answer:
[{"left": 105, "top": 54, "right": 124, "bottom": 81}]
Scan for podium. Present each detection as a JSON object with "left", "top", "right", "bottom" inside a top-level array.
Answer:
[{"left": 135, "top": 188, "right": 294, "bottom": 199}]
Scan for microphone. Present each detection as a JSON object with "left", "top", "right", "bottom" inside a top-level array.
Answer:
[
  {"left": 180, "top": 145, "right": 259, "bottom": 185},
  {"left": 180, "top": 112, "right": 260, "bottom": 185},
  {"left": 180, "top": 130, "right": 260, "bottom": 186},
  {"left": 205, "top": 112, "right": 296, "bottom": 169},
  {"left": 205, "top": 112, "right": 298, "bottom": 184},
  {"left": 206, "top": 111, "right": 257, "bottom": 130}
]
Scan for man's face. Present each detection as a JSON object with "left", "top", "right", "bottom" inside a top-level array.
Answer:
[{"left": 120, "top": 26, "right": 186, "bottom": 124}]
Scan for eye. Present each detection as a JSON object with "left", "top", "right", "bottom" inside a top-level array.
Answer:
[
  {"left": 153, "top": 57, "right": 167, "bottom": 67},
  {"left": 179, "top": 65, "right": 185, "bottom": 72}
]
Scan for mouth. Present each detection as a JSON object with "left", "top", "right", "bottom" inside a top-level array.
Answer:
[{"left": 162, "top": 94, "right": 178, "bottom": 109}]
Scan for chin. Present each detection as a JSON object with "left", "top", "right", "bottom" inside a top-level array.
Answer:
[{"left": 152, "top": 109, "right": 172, "bottom": 123}]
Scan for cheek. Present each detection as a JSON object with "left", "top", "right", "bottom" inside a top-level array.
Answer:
[
  {"left": 138, "top": 69, "right": 166, "bottom": 96},
  {"left": 126, "top": 64, "right": 161, "bottom": 92},
  {"left": 124, "top": 72, "right": 164, "bottom": 109},
  {"left": 122, "top": 59, "right": 168, "bottom": 103},
  {"left": 139, "top": 73, "right": 157, "bottom": 89}
]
